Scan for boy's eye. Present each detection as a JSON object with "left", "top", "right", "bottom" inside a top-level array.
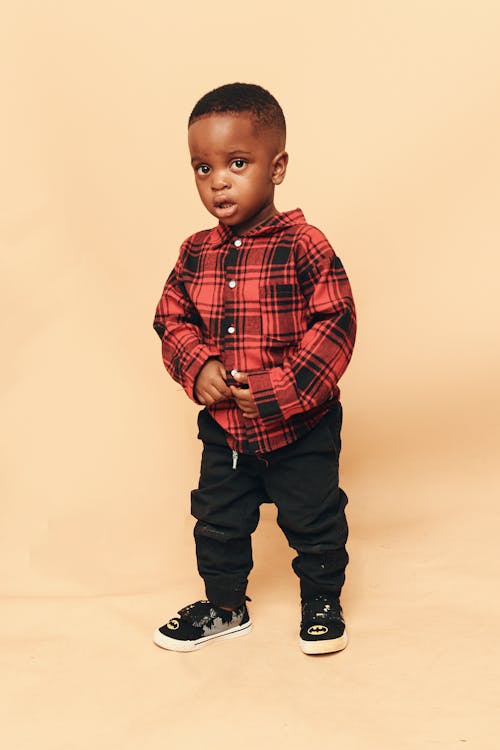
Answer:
[
  {"left": 196, "top": 165, "right": 211, "bottom": 175},
  {"left": 231, "top": 159, "right": 247, "bottom": 170}
]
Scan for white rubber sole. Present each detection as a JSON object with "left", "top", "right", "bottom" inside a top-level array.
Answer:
[
  {"left": 300, "top": 630, "right": 348, "bottom": 655},
  {"left": 153, "top": 619, "right": 253, "bottom": 652}
]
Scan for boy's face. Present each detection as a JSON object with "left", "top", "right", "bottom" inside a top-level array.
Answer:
[{"left": 188, "top": 113, "right": 288, "bottom": 235}]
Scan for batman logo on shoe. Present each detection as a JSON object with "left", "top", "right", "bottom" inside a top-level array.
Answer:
[
  {"left": 307, "top": 625, "right": 328, "bottom": 635},
  {"left": 166, "top": 619, "right": 180, "bottom": 630}
]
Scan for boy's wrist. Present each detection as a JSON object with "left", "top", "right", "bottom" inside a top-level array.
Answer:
[
  {"left": 193, "top": 356, "right": 220, "bottom": 403},
  {"left": 183, "top": 348, "right": 222, "bottom": 404}
]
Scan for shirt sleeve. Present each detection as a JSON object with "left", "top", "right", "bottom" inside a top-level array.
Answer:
[
  {"left": 153, "top": 240, "right": 221, "bottom": 404},
  {"left": 246, "top": 227, "right": 357, "bottom": 422}
]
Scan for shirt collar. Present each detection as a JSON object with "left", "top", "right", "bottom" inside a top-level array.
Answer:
[{"left": 204, "top": 208, "right": 306, "bottom": 247}]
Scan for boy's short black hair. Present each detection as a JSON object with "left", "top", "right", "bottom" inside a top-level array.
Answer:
[{"left": 188, "top": 82, "right": 286, "bottom": 141}]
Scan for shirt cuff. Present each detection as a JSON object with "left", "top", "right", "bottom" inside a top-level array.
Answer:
[{"left": 247, "top": 369, "right": 302, "bottom": 422}]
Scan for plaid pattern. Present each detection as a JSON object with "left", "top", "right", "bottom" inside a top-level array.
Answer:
[{"left": 153, "top": 208, "right": 356, "bottom": 454}]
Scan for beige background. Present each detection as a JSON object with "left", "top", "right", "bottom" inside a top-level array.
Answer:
[{"left": 1, "top": 1, "right": 499, "bottom": 747}]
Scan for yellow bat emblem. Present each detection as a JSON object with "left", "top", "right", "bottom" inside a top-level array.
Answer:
[
  {"left": 167, "top": 619, "right": 180, "bottom": 630},
  {"left": 307, "top": 625, "right": 328, "bottom": 635}
]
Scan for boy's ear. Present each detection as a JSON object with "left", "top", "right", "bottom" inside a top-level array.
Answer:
[{"left": 271, "top": 150, "right": 289, "bottom": 185}]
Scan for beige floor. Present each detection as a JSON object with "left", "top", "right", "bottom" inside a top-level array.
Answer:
[{"left": 3, "top": 442, "right": 498, "bottom": 749}]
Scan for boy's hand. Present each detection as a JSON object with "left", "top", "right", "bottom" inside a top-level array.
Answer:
[
  {"left": 230, "top": 372, "right": 259, "bottom": 419},
  {"left": 194, "top": 359, "right": 232, "bottom": 405}
]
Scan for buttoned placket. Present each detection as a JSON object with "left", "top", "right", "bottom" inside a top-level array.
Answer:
[
  {"left": 223, "top": 237, "right": 243, "bottom": 370},
  {"left": 225, "top": 237, "right": 244, "bottom": 470}
]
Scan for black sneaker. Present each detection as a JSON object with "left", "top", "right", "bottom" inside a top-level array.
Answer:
[
  {"left": 153, "top": 599, "right": 252, "bottom": 652},
  {"left": 299, "top": 595, "right": 348, "bottom": 655}
]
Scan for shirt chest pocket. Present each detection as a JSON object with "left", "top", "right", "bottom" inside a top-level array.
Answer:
[{"left": 258, "top": 282, "right": 306, "bottom": 344}]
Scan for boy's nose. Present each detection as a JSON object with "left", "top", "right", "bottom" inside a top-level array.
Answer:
[{"left": 211, "top": 171, "right": 230, "bottom": 190}]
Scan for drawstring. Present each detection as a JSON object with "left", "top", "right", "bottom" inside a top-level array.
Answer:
[{"left": 231, "top": 450, "right": 269, "bottom": 469}]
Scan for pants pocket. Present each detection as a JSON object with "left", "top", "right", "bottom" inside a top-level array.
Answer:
[{"left": 320, "top": 402, "right": 343, "bottom": 457}]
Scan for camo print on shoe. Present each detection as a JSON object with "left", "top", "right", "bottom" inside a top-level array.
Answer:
[
  {"left": 153, "top": 599, "right": 252, "bottom": 652},
  {"left": 299, "top": 595, "right": 348, "bottom": 655}
]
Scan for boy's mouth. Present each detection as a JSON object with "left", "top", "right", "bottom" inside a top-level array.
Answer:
[{"left": 213, "top": 200, "right": 237, "bottom": 219}]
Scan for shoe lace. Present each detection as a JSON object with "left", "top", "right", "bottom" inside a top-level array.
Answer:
[
  {"left": 174, "top": 596, "right": 250, "bottom": 628},
  {"left": 177, "top": 600, "right": 219, "bottom": 628}
]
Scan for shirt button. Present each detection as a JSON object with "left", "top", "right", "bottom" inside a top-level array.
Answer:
[
  {"left": 231, "top": 369, "right": 238, "bottom": 377},
  {"left": 227, "top": 326, "right": 235, "bottom": 334},
  {"left": 234, "top": 238, "right": 242, "bottom": 247},
  {"left": 228, "top": 280, "right": 236, "bottom": 288}
]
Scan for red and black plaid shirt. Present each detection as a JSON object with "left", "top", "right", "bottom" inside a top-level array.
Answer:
[{"left": 153, "top": 208, "right": 357, "bottom": 454}]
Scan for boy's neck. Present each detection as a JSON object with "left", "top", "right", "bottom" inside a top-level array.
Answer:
[{"left": 232, "top": 202, "right": 279, "bottom": 236}]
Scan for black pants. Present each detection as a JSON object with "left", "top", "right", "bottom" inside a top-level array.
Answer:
[{"left": 191, "top": 403, "right": 349, "bottom": 608}]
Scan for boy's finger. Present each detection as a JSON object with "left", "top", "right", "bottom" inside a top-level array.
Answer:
[
  {"left": 231, "top": 390, "right": 252, "bottom": 408},
  {"left": 217, "top": 362, "right": 228, "bottom": 380},
  {"left": 236, "top": 389, "right": 254, "bottom": 405},
  {"left": 211, "top": 379, "right": 231, "bottom": 397},
  {"left": 232, "top": 393, "right": 258, "bottom": 416},
  {"left": 230, "top": 384, "right": 249, "bottom": 395},
  {"left": 207, "top": 384, "right": 228, "bottom": 402},
  {"left": 233, "top": 371, "right": 249, "bottom": 384}
]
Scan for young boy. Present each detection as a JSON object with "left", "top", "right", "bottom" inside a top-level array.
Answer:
[{"left": 152, "top": 83, "right": 356, "bottom": 655}]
